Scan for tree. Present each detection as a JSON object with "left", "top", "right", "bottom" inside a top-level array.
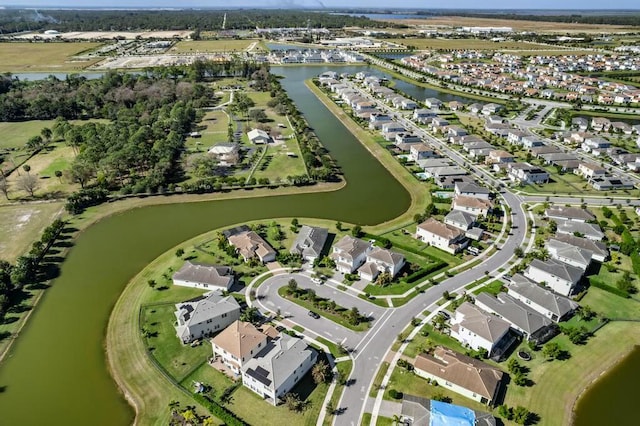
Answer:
[
  {"left": 70, "top": 161, "right": 94, "bottom": 189},
  {"left": 325, "top": 401, "right": 335, "bottom": 416},
  {"left": 347, "top": 306, "right": 361, "bottom": 326},
  {"left": 248, "top": 108, "right": 267, "bottom": 123},
  {"left": 351, "top": 225, "right": 362, "bottom": 237},
  {"left": 22, "top": 164, "right": 31, "bottom": 175},
  {"left": 335, "top": 221, "right": 342, "bottom": 231},
  {"left": 512, "top": 406, "right": 532, "bottom": 425},
  {"left": 17, "top": 174, "right": 38, "bottom": 197},
  {"left": 283, "top": 393, "right": 303, "bottom": 412},
  {"left": 54, "top": 170, "right": 63, "bottom": 182},
  {"left": 287, "top": 278, "right": 298, "bottom": 294},
  {"left": 240, "top": 307, "right": 260, "bottom": 324},
  {"left": 181, "top": 408, "right": 197, "bottom": 423},
  {"left": 147, "top": 279, "right": 156, "bottom": 289},
  {"left": 312, "top": 360, "right": 330, "bottom": 384},
  {"left": 175, "top": 248, "right": 184, "bottom": 257},
  {"left": 577, "top": 305, "right": 595, "bottom": 321},
  {"left": 0, "top": 175, "right": 9, "bottom": 200},
  {"left": 41, "top": 127, "right": 52, "bottom": 143},
  {"left": 168, "top": 400, "right": 180, "bottom": 413},
  {"left": 514, "top": 247, "right": 524, "bottom": 258},
  {"left": 542, "top": 342, "right": 562, "bottom": 360}
]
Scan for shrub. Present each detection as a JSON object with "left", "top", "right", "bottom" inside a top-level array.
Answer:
[{"left": 388, "top": 389, "right": 403, "bottom": 399}]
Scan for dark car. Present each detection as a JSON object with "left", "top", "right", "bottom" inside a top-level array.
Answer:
[{"left": 308, "top": 311, "right": 320, "bottom": 319}]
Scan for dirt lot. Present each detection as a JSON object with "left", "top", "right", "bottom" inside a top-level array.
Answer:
[
  {"left": 0, "top": 202, "right": 64, "bottom": 261},
  {"left": 386, "top": 16, "right": 636, "bottom": 34}
]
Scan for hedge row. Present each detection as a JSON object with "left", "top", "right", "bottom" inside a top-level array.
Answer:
[
  {"left": 191, "top": 393, "right": 248, "bottom": 426},
  {"left": 403, "top": 262, "right": 446, "bottom": 284},
  {"left": 589, "top": 277, "right": 629, "bottom": 299}
]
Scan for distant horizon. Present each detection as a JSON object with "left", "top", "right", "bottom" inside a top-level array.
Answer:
[{"left": 1, "top": 1, "right": 639, "bottom": 12}]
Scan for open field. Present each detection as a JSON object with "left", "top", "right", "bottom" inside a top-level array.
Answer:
[
  {"left": 0, "top": 202, "right": 64, "bottom": 261},
  {"left": 0, "top": 42, "right": 103, "bottom": 72},
  {"left": 0, "top": 120, "right": 58, "bottom": 151},
  {"left": 386, "top": 16, "right": 637, "bottom": 34},
  {"left": 386, "top": 38, "right": 556, "bottom": 51},
  {"left": 11, "top": 30, "right": 192, "bottom": 40},
  {"left": 185, "top": 110, "right": 230, "bottom": 152},
  {"left": 171, "top": 39, "right": 256, "bottom": 53}
]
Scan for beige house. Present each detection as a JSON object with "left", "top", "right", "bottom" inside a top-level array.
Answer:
[
  {"left": 452, "top": 195, "right": 493, "bottom": 217},
  {"left": 211, "top": 320, "right": 278, "bottom": 374},
  {"left": 414, "top": 347, "right": 504, "bottom": 405},
  {"left": 228, "top": 231, "right": 277, "bottom": 263},
  {"left": 415, "top": 218, "right": 468, "bottom": 254}
]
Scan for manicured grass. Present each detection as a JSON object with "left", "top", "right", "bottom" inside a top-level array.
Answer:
[
  {"left": 385, "top": 365, "right": 491, "bottom": 414},
  {"left": 0, "top": 120, "right": 57, "bottom": 150},
  {"left": 580, "top": 286, "right": 640, "bottom": 320},
  {"left": 277, "top": 286, "right": 370, "bottom": 332},
  {"left": 386, "top": 38, "right": 552, "bottom": 51},
  {"left": 472, "top": 280, "right": 506, "bottom": 297},
  {"left": 403, "top": 324, "right": 469, "bottom": 358},
  {"left": 315, "top": 336, "right": 344, "bottom": 359},
  {"left": 0, "top": 202, "right": 64, "bottom": 261},
  {"left": 171, "top": 39, "right": 256, "bottom": 53},
  {"left": 180, "top": 362, "right": 237, "bottom": 399},
  {"left": 369, "top": 361, "right": 390, "bottom": 397},
  {"left": 324, "top": 360, "right": 353, "bottom": 426},
  {"left": 226, "top": 371, "right": 328, "bottom": 426},
  {"left": 252, "top": 139, "right": 307, "bottom": 182},
  {"left": 364, "top": 280, "right": 416, "bottom": 296},
  {"left": 0, "top": 42, "right": 103, "bottom": 71}
]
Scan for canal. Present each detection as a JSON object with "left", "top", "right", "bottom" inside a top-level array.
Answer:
[{"left": 0, "top": 65, "right": 410, "bottom": 425}]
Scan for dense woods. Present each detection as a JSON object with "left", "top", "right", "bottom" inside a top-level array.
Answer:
[{"left": 0, "top": 9, "right": 398, "bottom": 34}]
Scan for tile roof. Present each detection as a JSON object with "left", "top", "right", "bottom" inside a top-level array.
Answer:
[
  {"left": 211, "top": 320, "right": 268, "bottom": 360},
  {"left": 418, "top": 218, "right": 464, "bottom": 241}
]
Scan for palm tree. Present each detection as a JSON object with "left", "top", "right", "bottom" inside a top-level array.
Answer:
[
  {"left": 312, "top": 360, "right": 329, "bottom": 384},
  {"left": 181, "top": 408, "right": 197, "bottom": 424},
  {"left": 54, "top": 170, "right": 63, "bottom": 183},
  {"left": 22, "top": 164, "right": 31, "bottom": 175},
  {"left": 167, "top": 400, "right": 180, "bottom": 413},
  {"left": 202, "top": 417, "right": 215, "bottom": 426}
]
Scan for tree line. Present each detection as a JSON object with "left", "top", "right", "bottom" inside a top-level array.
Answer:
[
  {"left": 0, "top": 9, "right": 400, "bottom": 34},
  {"left": 417, "top": 11, "right": 640, "bottom": 27}
]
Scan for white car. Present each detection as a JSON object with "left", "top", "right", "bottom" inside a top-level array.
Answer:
[{"left": 312, "top": 277, "right": 323, "bottom": 284}]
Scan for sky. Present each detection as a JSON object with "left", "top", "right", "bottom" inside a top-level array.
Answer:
[{"left": 2, "top": 1, "right": 639, "bottom": 10}]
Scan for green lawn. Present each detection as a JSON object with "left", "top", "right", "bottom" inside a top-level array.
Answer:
[
  {"left": 323, "top": 361, "right": 353, "bottom": 426},
  {"left": 0, "top": 42, "right": 103, "bottom": 72},
  {"left": 403, "top": 324, "right": 469, "bottom": 358},
  {"left": 472, "top": 280, "right": 506, "bottom": 296},
  {"left": 0, "top": 120, "right": 57, "bottom": 150},
  {"left": 252, "top": 139, "right": 307, "bottom": 182},
  {"left": 180, "top": 362, "right": 238, "bottom": 399},
  {"left": 369, "top": 361, "right": 390, "bottom": 397},
  {"left": 172, "top": 39, "right": 256, "bottom": 53}
]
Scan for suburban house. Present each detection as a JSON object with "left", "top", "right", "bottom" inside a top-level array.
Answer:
[
  {"left": 524, "top": 259, "right": 583, "bottom": 297},
  {"left": 449, "top": 302, "right": 511, "bottom": 356},
  {"left": 452, "top": 195, "right": 493, "bottom": 217},
  {"left": 330, "top": 235, "right": 373, "bottom": 273},
  {"left": 369, "top": 113, "right": 393, "bottom": 130},
  {"left": 556, "top": 220, "right": 604, "bottom": 241},
  {"left": 475, "top": 293, "right": 554, "bottom": 342},
  {"left": 412, "top": 108, "right": 437, "bottom": 124},
  {"left": 173, "top": 261, "right": 234, "bottom": 291},
  {"left": 508, "top": 163, "right": 550, "bottom": 184},
  {"left": 400, "top": 396, "right": 496, "bottom": 426},
  {"left": 553, "top": 234, "right": 608, "bottom": 262},
  {"left": 546, "top": 239, "right": 594, "bottom": 270},
  {"left": 455, "top": 182, "right": 491, "bottom": 200},
  {"left": 357, "top": 247, "right": 405, "bottom": 281},
  {"left": 482, "top": 103, "right": 504, "bottom": 115},
  {"left": 416, "top": 218, "right": 469, "bottom": 254},
  {"left": 444, "top": 210, "right": 476, "bottom": 231},
  {"left": 590, "top": 176, "right": 635, "bottom": 191},
  {"left": 228, "top": 231, "right": 277, "bottom": 263},
  {"left": 382, "top": 122, "right": 406, "bottom": 141},
  {"left": 241, "top": 333, "right": 317, "bottom": 405},
  {"left": 576, "top": 162, "right": 606, "bottom": 180},
  {"left": 211, "top": 320, "right": 278, "bottom": 374},
  {"left": 508, "top": 274, "right": 579, "bottom": 322},
  {"left": 208, "top": 142, "right": 240, "bottom": 166},
  {"left": 487, "top": 150, "right": 515, "bottom": 164},
  {"left": 174, "top": 292, "right": 241, "bottom": 344},
  {"left": 247, "top": 128, "right": 272, "bottom": 144},
  {"left": 413, "top": 347, "right": 504, "bottom": 405},
  {"left": 410, "top": 144, "right": 438, "bottom": 162},
  {"left": 545, "top": 206, "right": 595, "bottom": 223},
  {"left": 395, "top": 133, "right": 422, "bottom": 145},
  {"left": 425, "top": 98, "right": 443, "bottom": 109},
  {"left": 289, "top": 225, "right": 328, "bottom": 262}
]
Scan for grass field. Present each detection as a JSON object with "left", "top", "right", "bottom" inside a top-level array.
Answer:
[
  {"left": 0, "top": 120, "right": 57, "bottom": 150},
  {"left": 387, "top": 38, "right": 554, "bottom": 51},
  {"left": 0, "top": 202, "right": 64, "bottom": 261},
  {"left": 388, "top": 16, "right": 636, "bottom": 34},
  {"left": 171, "top": 39, "right": 256, "bottom": 53},
  {"left": 0, "top": 42, "right": 103, "bottom": 72},
  {"left": 185, "top": 110, "right": 230, "bottom": 152}
]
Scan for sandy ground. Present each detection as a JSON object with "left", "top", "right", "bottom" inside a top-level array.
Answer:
[{"left": 11, "top": 30, "right": 193, "bottom": 40}]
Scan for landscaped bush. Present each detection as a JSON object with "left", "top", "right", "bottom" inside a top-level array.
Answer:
[{"left": 388, "top": 388, "right": 403, "bottom": 399}]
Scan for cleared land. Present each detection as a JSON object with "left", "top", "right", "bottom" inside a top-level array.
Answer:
[
  {"left": 171, "top": 39, "right": 256, "bottom": 53},
  {"left": 0, "top": 202, "right": 64, "bottom": 261},
  {"left": 386, "top": 16, "right": 636, "bottom": 34},
  {"left": 0, "top": 42, "right": 103, "bottom": 71},
  {"left": 386, "top": 38, "right": 556, "bottom": 51}
]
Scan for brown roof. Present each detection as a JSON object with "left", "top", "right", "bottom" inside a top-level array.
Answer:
[
  {"left": 417, "top": 218, "right": 463, "bottom": 240},
  {"left": 454, "top": 302, "right": 511, "bottom": 343},
  {"left": 228, "top": 231, "right": 275, "bottom": 261},
  {"left": 211, "top": 320, "right": 268, "bottom": 360},
  {"left": 453, "top": 195, "right": 494, "bottom": 210},
  {"left": 414, "top": 347, "right": 504, "bottom": 400}
]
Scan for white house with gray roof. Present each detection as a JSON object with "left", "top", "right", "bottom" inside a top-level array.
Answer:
[
  {"left": 241, "top": 333, "right": 317, "bottom": 405},
  {"left": 444, "top": 210, "right": 476, "bottom": 231},
  {"left": 449, "top": 302, "right": 511, "bottom": 356},
  {"left": 508, "top": 274, "right": 579, "bottom": 322},
  {"left": 553, "top": 234, "right": 608, "bottom": 262},
  {"left": 290, "top": 225, "right": 328, "bottom": 262},
  {"left": 454, "top": 182, "right": 491, "bottom": 200},
  {"left": 174, "top": 292, "right": 241, "bottom": 344},
  {"left": 173, "top": 261, "right": 234, "bottom": 291},
  {"left": 358, "top": 247, "right": 405, "bottom": 281},
  {"left": 330, "top": 235, "right": 373, "bottom": 274},
  {"left": 475, "top": 292, "right": 553, "bottom": 342},
  {"left": 524, "top": 259, "right": 583, "bottom": 297},
  {"left": 546, "top": 239, "right": 593, "bottom": 270},
  {"left": 556, "top": 220, "right": 604, "bottom": 241},
  {"left": 545, "top": 206, "right": 596, "bottom": 223}
]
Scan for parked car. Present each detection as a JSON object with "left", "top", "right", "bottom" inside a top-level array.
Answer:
[
  {"left": 308, "top": 311, "right": 320, "bottom": 319},
  {"left": 312, "top": 277, "right": 323, "bottom": 284}
]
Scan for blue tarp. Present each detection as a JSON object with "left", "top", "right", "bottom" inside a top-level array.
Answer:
[{"left": 430, "top": 400, "right": 476, "bottom": 426}]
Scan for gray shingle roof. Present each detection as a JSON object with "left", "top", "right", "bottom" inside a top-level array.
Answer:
[
  {"left": 367, "top": 247, "right": 404, "bottom": 266},
  {"left": 331, "top": 235, "right": 371, "bottom": 261},
  {"left": 453, "top": 302, "right": 511, "bottom": 343},
  {"left": 290, "top": 225, "right": 328, "bottom": 259},
  {"left": 475, "top": 292, "right": 552, "bottom": 336},
  {"left": 445, "top": 210, "right": 476, "bottom": 230},
  {"left": 556, "top": 220, "right": 604, "bottom": 240},
  {"left": 174, "top": 293, "right": 240, "bottom": 340},
  {"left": 508, "top": 274, "right": 579, "bottom": 319},
  {"left": 173, "top": 261, "right": 233, "bottom": 289},
  {"left": 545, "top": 206, "right": 596, "bottom": 222},
  {"left": 528, "top": 259, "right": 583, "bottom": 284},
  {"left": 546, "top": 239, "right": 593, "bottom": 268},
  {"left": 553, "top": 234, "right": 608, "bottom": 259}
]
